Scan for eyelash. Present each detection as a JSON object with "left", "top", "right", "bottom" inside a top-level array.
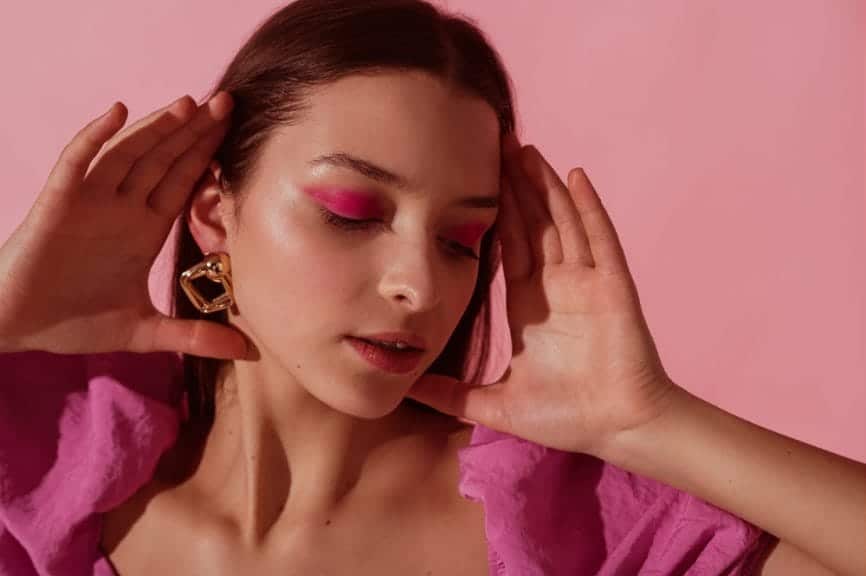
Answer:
[{"left": 318, "top": 208, "right": 481, "bottom": 261}]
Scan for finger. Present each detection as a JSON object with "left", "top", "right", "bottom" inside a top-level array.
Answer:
[
  {"left": 521, "top": 146, "right": 595, "bottom": 268},
  {"left": 147, "top": 98, "right": 230, "bottom": 219},
  {"left": 503, "top": 137, "right": 563, "bottom": 267},
  {"left": 497, "top": 172, "right": 534, "bottom": 280},
  {"left": 129, "top": 314, "right": 250, "bottom": 360},
  {"left": 568, "top": 168, "right": 629, "bottom": 276},
  {"left": 84, "top": 95, "right": 197, "bottom": 194},
  {"left": 91, "top": 95, "right": 191, "bottom": 168},
  {"left": 124, "top": 91, "right": 233, "bottom": 210},
  {"left": 41, "top": 102, "right": 128, "bottom": 203},
  {"left": 405, "top": 373, "right": 510, "bottom": 431}
]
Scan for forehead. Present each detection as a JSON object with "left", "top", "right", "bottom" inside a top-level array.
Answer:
[{"left": 263, "top": 71, "right": 502, "bottom": 199}]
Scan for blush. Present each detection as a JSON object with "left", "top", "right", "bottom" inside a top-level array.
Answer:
[{"left": 303, "top": 186, "right": 384, "bottom": 218}]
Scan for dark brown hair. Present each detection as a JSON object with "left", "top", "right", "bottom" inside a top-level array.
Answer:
[{"left": 172, "top": 0, "right": 517, "bottom": 437}]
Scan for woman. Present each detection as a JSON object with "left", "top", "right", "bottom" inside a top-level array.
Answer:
[{"left": 1, "top": 0, "right": 863, "bottom": 574}]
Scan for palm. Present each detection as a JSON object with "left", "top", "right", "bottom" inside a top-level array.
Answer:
[
  {"left": 406, "top": 137, "right": 677, "bottom": 456},
  {"left": 0, "top": 93, "right": 248, "bottom": 360},
  {"left": 502, "top": 260, "right": 672, "bottom": 454}
]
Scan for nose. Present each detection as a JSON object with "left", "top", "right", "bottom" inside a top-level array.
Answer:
[{"left": 378, "top": 240, "right": 442, "bottom": 312}]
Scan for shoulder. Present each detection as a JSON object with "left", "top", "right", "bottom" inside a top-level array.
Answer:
[
  {"left": 0, "top": 350, "right": 184, "bottom": 574},
  {"left": 573, "top": 455, "right": 776, "bottom": 574},
  {"left": 754, "top": 537, "right": 838, "bottom": 576},
  {"left": 453, "top": 433, "right": 774, "bottom": 575}
]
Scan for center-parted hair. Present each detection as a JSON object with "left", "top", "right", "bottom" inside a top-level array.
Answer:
[{"left": 173, "top": 0, "right": 517, "bottom": 436}]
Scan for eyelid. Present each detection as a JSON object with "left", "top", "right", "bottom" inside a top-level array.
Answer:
[
  {"left": 305, "top": 186, "right": 383, "bottom": 219},
  {"left": 308, "top": 185, "right": 495, "bottom": 219},
  {"left": 317, "top": 207, "right": 482, "bottom": 259},
  {"left": 318, "top": 204, "right": 492, "bottom": 239},
  {"left": 318, "top": 207, "right": 381, "bottom": 229}
]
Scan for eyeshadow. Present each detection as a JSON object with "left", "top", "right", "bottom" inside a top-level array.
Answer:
[
  {"left": 445, "top": 222, "right": 489, "bottom": 246},
  {"left": 302, "top": 185, "right": 493, "bottom": 239},
  {"left": 303, "top": 186, "right": 384, "bottom": 219}
]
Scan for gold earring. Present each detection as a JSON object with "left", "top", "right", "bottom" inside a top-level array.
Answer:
[{"left": 179, "top": 252, "right": 235, "bottom": 314}]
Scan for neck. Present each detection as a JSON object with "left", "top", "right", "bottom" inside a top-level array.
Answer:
[{"left": 162, "top": 357, "right": 466, "bottom": 550}]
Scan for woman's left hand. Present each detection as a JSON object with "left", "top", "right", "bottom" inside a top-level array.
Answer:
[{"left": 405, "top": 134, "right": 681, "bottom": 457}]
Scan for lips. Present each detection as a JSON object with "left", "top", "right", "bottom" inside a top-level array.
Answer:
[
  {"left": 346, "top": 336, "right": 424, "bottom": 374},
  {"left": 352, "top": 331, "right": 427, "bottom": 351},
  {"left": 358, "top": 337, "right": 415, "bottom": 350}
]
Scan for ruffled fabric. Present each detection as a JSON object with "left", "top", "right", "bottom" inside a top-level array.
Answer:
[
  {"left": 0, "top": 351, "right": 183, "bottom": 576},
  {"left": 457, "top": 423, "right": 777, "bottom": 575},
  {"left": 1, "top": 350, "right": 776, "bottom": 575}
]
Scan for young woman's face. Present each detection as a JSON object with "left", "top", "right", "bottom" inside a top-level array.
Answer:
[{"left": 219, "top": 71, "right": 502, "bottom": 416}]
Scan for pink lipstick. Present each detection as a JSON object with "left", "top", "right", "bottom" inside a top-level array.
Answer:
[{"left": 345, "top": 336, "right": 424, "bottom": 374}]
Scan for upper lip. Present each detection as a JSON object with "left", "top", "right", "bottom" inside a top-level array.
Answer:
[{"left": 352, "top": 331, "right": 427, "bottom": 351}]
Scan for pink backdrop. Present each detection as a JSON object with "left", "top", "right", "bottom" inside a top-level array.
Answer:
[{"left": 1, "top": 1, "right": 863, "bottom": 463}]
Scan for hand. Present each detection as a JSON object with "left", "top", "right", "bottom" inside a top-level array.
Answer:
[
  {"left": 405, "top": 133, "right": 680, "bottom": 456},
  {"left": 0, "top": 91, "right": 250, "bottom": 360}
]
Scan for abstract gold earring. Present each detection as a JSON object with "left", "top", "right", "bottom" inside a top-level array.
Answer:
[{"left": 179, "top": 251, "right": 235, "bottom": 314}]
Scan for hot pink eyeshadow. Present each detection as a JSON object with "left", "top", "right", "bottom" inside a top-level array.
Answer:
[
  {"left": 304, "top": 185, "right": 489, "bottom": 244},
  {"left": 446, "top": 222, "right": 488, "bottom": 246},
  {"left": 303, "top": 186, "right": 383, "bottom": 218}
]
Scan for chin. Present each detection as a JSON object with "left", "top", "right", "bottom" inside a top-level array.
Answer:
[{"left": 318, "top": 387, "right": 406, "bottom": 420}]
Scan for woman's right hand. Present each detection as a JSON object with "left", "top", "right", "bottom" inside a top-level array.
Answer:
[{"left": 0, "top": 91, "right": 250, "bottom": 360}]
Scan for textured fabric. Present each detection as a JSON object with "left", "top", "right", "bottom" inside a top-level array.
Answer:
[
  {"left": 0, "top": 351, "right": 777, "bottom": 575},
  {"left": 0, "top": 351, "right": 182, "bottom": 576},
  {"left": 456, "top": 426, "right": 778, "bottom": 575}
]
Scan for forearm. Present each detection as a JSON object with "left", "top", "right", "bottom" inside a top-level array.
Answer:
[{"left": 595, "top": 382, "right": 866, "bottom": 576}]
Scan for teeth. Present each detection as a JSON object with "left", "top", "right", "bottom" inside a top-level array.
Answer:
[{"left": 367, "top": 339, "right": 411, "bottom": 350}]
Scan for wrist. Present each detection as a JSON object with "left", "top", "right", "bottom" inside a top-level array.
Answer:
[{"left": 593, "top": 381, "right": 694, "bottom": 470}]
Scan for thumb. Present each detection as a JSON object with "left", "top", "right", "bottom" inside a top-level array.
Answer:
[
  {"left": 131, "top": 314, "right": 250, "bottom": 360},
  {"left": 405, "top": 373, "right": 506, "bottom": 429}
]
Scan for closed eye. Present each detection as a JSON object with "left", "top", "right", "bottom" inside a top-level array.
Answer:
[{"left": 317, "top": 208, "right": 481, "bottom": 260}]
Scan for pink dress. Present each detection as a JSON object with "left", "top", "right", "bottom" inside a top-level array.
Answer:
[{"left": 0, "top": 350, "right": 777, "bottom": 575}]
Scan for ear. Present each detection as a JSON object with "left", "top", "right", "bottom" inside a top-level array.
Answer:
[{"left": 186, "top": 161, "right": 235, "bottom": 255}]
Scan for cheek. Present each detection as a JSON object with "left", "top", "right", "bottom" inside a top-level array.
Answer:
[
  {"left": 441, "top": 264, "right": 480, "bottom": 321},
  {"left": 233, "top": 210, "right": 358, "bottom": 322},
  {"left": 233, "top": 199, "right": 480, "bottom": 341}
]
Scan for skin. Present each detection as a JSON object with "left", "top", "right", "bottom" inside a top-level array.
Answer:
[
  {"left": 13, "top": 49, "right": 854, "bottom": 573},
  {"left": 177, "top": 71, "right": 502, "bottom": 552}
]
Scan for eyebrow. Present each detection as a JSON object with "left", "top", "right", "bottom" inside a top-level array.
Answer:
[{"left": 307, "top": 152, "right": 499, "bottom": 209}]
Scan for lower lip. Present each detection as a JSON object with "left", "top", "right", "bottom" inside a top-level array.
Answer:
[{"left": 345, "top": 337, "right": 424, "bottom": 374}]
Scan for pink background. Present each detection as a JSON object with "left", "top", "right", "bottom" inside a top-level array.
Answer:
[{"left": 1, "top": 1, "right": 863, "bottom": 463}]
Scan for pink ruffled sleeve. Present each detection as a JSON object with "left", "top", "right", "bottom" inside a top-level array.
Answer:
[
  {"left": 0, "top": 350, "right": 184, "bottom": 576},
  {"left": 457, "top": 424, "right": 778, "bottom": 576}
]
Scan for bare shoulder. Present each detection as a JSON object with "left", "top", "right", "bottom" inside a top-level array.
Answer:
[
  {"left": 755, "top": 538, "right": 839, "bottom": 576},
  {"left": 100, "top": 421, "right": 210, "bottom": 570}
]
